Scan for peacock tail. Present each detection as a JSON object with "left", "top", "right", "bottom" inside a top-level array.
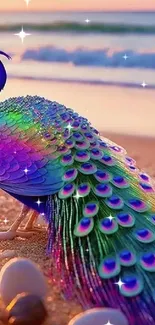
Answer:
[{"left": 0, "top": 95, "right": 155, "bottom": 324}]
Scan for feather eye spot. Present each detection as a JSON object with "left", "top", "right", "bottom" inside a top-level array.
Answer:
[
  {"left": 135, "top": 228, "right": 155, "bottom": 243},
  {"left": 119, "top": 249, "right": 136, "bottom": 266},
  {"left": 98, "top": 256, "right": 120, "bottom": 279},
  {"left": 74, "top": 217, "right": 94, "bottom": 237},
  {"left": 140, "top": 252, "right": 155, "bottom": 272},
  {"left": 120, "top": 274, "right": 144, "bottom": 297}
]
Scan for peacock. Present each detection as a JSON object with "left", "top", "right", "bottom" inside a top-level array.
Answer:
[
  {"left": 0, "top": 51, "right": 11, "bottom": 92},
  {"left": 0, "top": 52, "right": 155, "bottom": 325}
]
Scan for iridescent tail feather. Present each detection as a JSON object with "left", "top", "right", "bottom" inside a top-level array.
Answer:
[
  {"left": 0, "top": 96, "right": 155, "bottom": 324},
  {"left": 47, "top": 194, "right": 155, "bottom": 325}
]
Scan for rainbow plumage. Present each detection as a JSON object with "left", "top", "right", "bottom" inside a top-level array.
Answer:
[{"left": 1, "top": 95, "right": 155, "bottom": 324}]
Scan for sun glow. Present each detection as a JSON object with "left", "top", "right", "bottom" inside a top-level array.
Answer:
[{"left": 1, "top": 0, "right": 155, "bottom": 11}]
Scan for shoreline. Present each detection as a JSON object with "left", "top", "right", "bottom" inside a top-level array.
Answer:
[{"left": 7, "top": 75, "right": 155, "bottom": 90}]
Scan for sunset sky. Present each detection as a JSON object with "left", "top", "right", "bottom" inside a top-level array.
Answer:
[{"left": 1, "top": 0, "right": 155, "bottom": 11}]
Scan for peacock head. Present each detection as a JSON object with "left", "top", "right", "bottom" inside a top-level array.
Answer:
[{"left": 0, "top": 51, "right": 12, "bottom": 92}]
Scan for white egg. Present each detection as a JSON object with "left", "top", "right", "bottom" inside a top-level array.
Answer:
[
  {"left": 0, "top": 257, "right": 47, "bottom": 306},
  {"left": 68, "top": 308, "right": 129, "bottom": 325}
]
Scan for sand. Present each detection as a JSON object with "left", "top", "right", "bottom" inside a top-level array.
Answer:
[{"left": 0, "top": 132, "right": 155, "bottom": 324}]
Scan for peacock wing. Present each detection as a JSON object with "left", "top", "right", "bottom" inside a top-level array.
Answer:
[{"left": 0, "top": 96, "right": 67, "bottom": 197}]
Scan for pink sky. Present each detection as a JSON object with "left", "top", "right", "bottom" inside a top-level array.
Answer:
[{"left": 1, "top": 0, "right": 155, "bottom": 11}]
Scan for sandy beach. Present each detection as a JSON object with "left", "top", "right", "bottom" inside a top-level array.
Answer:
[{"left": 0, "top": 79, "right": 155, "bottom": 324}]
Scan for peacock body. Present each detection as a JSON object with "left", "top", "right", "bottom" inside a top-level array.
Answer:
[{"left": 0, "top": 95, "right": 155, "bottom": 324}]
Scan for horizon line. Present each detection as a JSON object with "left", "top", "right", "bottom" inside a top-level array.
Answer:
[{"left": 1, "top": 9, "right": 155, "bottom": 13}]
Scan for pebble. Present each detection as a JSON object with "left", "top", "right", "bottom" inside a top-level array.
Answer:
[
  {"left": 0, "top": 250, "right": 17, "bottom": 260},
  {"left": 68, "top": 308, "right": 129, "bottom": 325},
  {"left": 7, "top": 293, "right": 47, "bottom": 325},
  {"left": 0, "top": 257, "right": 48, "bottom": 306}
]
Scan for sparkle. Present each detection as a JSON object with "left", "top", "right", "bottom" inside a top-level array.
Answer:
[
  {"left": 104, "top": 321, "right": 114, "bottom": 325},
  {"left": 123, "top": 54, "right": 128, "bottom": 60},
  {"left": 115, "top": 278, "right": 125, "bottom": 289},
  {"left": 23, "top": 168, "right": 29, "bottom": 174},
  {"left": 141, "top": 81, "right": 147, "bottom": 88},
  {"left": 14, "top": 27, "right": 31, "bottom": 43},
  {"left": 24, "top": 0, "right": 31, "bottom": 5},
  {"left": 107, "top": 214, "right": 114, "bottom": 221},
  {"left": 85, "top": 19, "right": 90, "bottom": 23},
  {"left": 3, "top": 218, "right": 9, "bottom": 225},
  {"left": 66, "top": 123, "right": 74, "bottom": 135},
  {"left": 36, "top": 198, "right": 42, "bottom": 206},
  {"left": 73, "top": 191, "right": 82, "bottom": 200},
  {"left": 14, "top": 150, "right": 17, "bottom": 154}
]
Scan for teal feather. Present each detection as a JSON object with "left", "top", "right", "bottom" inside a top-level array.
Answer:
[{"left": 0, "top": 95, "right": 155, "bottom": 323}]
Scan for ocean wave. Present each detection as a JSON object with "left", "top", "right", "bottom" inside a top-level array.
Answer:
[
  {"left": 1, "top": 22, "right": 155, "bottom": 34},
  {"left": 22, "top": 46, "right": 155, "bottom": 69},
  {"left": 8, "top": 74, "right": 155, "bottom": 89}
]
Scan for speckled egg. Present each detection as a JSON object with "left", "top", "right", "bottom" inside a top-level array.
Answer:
[
  {"left": 68, "top": 308, "right": 128, "bottom": 325},
  {"left": 0, "top": 258, "right": 47, "bottom": 306}
]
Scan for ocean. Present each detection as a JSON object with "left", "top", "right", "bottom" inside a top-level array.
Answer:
[{"left": 1, "top": 11, "right": 155, "bottom": 88}]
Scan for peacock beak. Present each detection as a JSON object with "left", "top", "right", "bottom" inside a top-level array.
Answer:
[{"left": 0, "top": 51, "right": 12, "bottom": 60}]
